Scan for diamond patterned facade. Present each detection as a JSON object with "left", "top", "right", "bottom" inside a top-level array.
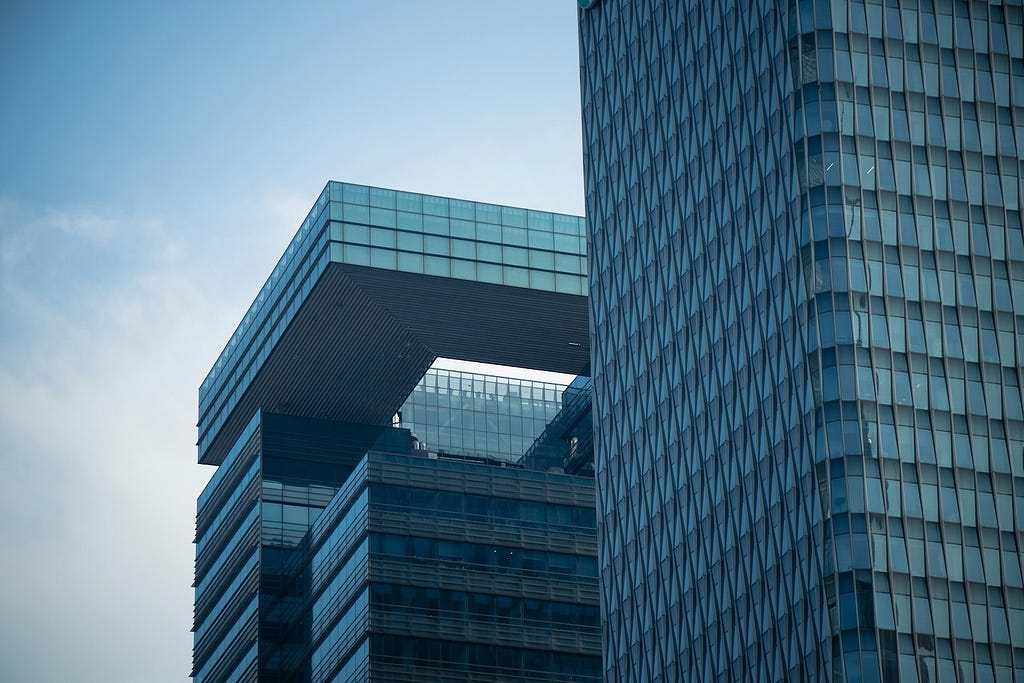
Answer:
[{"left": 579, "top": 1, "right": 1023, "bottom": 680}]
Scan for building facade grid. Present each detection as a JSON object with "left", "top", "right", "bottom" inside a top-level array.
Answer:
[
  {"left": 579, "top": 0, "right": 1022, "bottom": 680},
  {"left": 400, "top": 368, "right": 566, "bottom": 463},
  {"left": 198, "top": 181, "right": 588, "bottom": 462}
]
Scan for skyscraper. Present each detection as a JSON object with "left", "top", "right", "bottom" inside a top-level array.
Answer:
[
  {"left": 579, "top": 1, "right": 1023, "bottom": 680},
  {"left": 192, "top": 182, "right": 601, "bottom": 681}
]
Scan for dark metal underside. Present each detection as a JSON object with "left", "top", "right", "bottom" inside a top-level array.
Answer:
[{"left": 200, "top": 263, "right": 589, "bottom": 465}]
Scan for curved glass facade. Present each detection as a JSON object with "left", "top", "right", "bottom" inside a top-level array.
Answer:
[{"left": 580, "top": 0, "right": 1023, "bottom": 680}]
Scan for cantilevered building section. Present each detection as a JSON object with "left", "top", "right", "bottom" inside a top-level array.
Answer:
[
  {"left": 191, "top": 182, "right": 599, "bottom": 682},
  {"left": 197, "top": 182, "right": 589, "bottom": 465}
]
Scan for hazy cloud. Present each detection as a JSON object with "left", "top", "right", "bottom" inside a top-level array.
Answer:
[{"left": 0, "top": 202, "right": 215, "bottom": 681}]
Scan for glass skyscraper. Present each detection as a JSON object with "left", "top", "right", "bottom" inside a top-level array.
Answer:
[
  {"left": 579, "top": 1, "right": 1022, "bottom": 680},
  {"left": 192, "top": 183, "right": 600, "bottom": 681}
]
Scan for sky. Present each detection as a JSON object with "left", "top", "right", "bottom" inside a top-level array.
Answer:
[{"left": 0, "top": 2, "right": 584, "bottom": 680}]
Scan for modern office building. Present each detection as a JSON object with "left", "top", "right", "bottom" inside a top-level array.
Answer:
[
  {"left": 579, "top": 1, "right": 1023, "bottom": 680},
  {"left": 192, "top": 182, "right": 600, "bottom": 681},
  {"left": 306, "top": 447, "right": 599, "bottom": 682}
]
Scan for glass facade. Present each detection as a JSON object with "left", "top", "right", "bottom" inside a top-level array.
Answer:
[
  {"left": 193, "top": 179, "right": 596, "bottom": 681},
  {"left": 309, "top": 452, "right": 600, "bottom": 682},
  {"left": 197, "top": 181, "right": 587, "bottom": 464},
  {"left": 399, "top": 367, "right": 566, "bottom": 463},
  {"left": 521, "top": 377, "right": 595, "bottom": 475},
  {"left": 193, "top": 413, "right": 262, "bottom": 683},
  {"left": 192, "top": 412, "right": 406, "bottom": 682},
  {"left": 326, "top": 182, "right": 588, "bottom": 297},
  {"left": 193, "top": 406, "right": 599, "bottom": 682},
  {"left": 579, "top": 0, "right": 1023, "bottom": 680}
]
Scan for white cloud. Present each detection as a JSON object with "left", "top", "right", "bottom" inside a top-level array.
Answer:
[{"left": 0, "top": 201, "right": 223, "bottom": 681}]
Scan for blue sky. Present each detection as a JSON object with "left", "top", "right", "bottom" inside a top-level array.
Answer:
[{"left": 0, "top": 2, "right": 583, "bottom": 680}]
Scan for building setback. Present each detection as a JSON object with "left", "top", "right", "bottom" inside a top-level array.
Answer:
[
  {"left": 192, "top": 182, "right": 599, "bottom": 681},
  {"left": 579, "top": 0, "right": 1023, "bottom": 680}
]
